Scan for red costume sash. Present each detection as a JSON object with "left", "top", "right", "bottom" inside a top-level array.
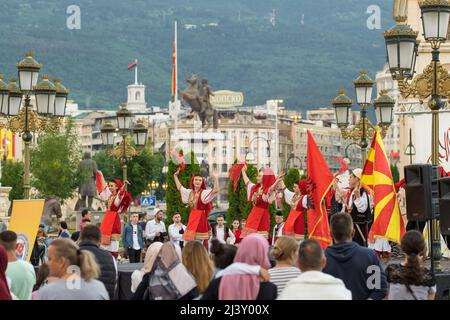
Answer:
[
  {"left": 183, "top": 208, "right": 210, "bottom": 241},
  {"left": 100, "top": 210, "right": 120, "bottom": 245},
  {"left": 283, "top": 209, "right": 306, "bottom": 240}
]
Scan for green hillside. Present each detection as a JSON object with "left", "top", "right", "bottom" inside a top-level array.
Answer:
[{"left": 0, "top": 0, "right": 393, "bottom": 112}]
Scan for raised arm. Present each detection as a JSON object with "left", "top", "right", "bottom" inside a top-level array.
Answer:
[
  {"left": 241, "top": 164, "right": 250, "bottom": 185},
  {"left": 173, "top": 168, "right": 182, "bottom": 191},
  {"left": 267, "top": 174, "right": 285, "bottom": 195},
  {"left": 212, "top": 173, "right": 220, "bottom": 195}
]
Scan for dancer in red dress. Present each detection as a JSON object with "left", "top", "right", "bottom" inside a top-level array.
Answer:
[
  {"left": 240, "top": 165, "right": 283, "bottom": 239},
  {"left": 279, "top": 179, "right": 308, "bottom": 241},
  {"left": 173, "top": 169, "right": 219, "bottom": 248},
  {"left": 98, "top": 175, "right": 132, "bottom": 258}
]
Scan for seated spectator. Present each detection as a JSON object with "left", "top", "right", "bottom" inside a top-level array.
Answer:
[
  {"left": 79, "top": 225, "right": 117, "bottom": 299},
  {"left": 202, "top": 233, "right": 277, "bottom": 300},
  {"left": 36, "top": 239, "right": 109, "bottom": 300},
  {"left": 182, "top": 241, "right": 215, "bottom": 298},
  {"left": 269, "top": 236, "right": 301, "bottom": 296},
  {"left": 386, "top": 230, "right": 436, "bottom": 300},
  {"left": 323, "top": 213, "right": 387, "bottom": 300},
  {"left": 0, "top": 230, "right": 36, "bottom": 300},
  {"left": 131, "top": 242, "right": 198, "bottom": 300},
  {"left": 278, "top": 240, "right": 351, "bottom": 300},
  {"left": 131, "top": 242, "right": 164, "bottom": 293},
  {"left": 0, "top": 245, "right": 12, "bottom": 300}
]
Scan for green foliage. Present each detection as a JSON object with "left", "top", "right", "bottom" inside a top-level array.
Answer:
[
  {"left": 30, "top": 119, "right": 83, "bottom": 202},
  {"left": 0, "top": 0, "right": 390, "bottom": 111},
  {"left": 390, "top": 164, "right": 400, "bottom": 183},
  {"left": 93, "top": 147, "right": 165, "bottom": 200},
  {"left": 1, "top": 160, "right": 24, "bottom": 200},
  {"left": 166, "top": 151, "right": 200, "bottom": 227},
  {"left": 226, "top": 162, "right": 257, "bottom": 225}
]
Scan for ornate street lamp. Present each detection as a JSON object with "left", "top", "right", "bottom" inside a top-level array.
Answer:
[
  {"left": 353, "top": 70, "right": 374, "bottom": 105},
  {"left": 383, "top": 0, "right": 450, "bottom": 272},
  {"left": 373, "top": 90, "right": 395, "bottom": 126},
  {"left": 100, "top": 121, "right": 116, "bottom": 146},
  {"left": 0, "top": 53, "right": 68, "bottom": 199},
  {"left": 116, "top": 103, "right": 132, "bottom": 131},
  {"left": 132, "top": 120, "right": 148, "bottom": 146},
  {"left": 332, "top": 90, "right": 352, "bottom": 127},
  {"left": 53, "top": 79, "right": 69, "bottom": 117}
]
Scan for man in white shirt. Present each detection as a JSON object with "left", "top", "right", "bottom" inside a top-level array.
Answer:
[
  {"left": 145, "top": 208, "right": 167, "bottom": 243},
  {"left": 271, "top": 211, "right": 284, "bottom": 246},
  {"left": 211, "top": 215, "right": 235, "bottom": 245},
  {"left": 168, "top": 212, "right": 186, "bottom": 248}
]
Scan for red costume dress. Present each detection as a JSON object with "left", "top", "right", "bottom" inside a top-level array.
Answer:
[
  {"left": 241, "top": 170, "right": 276, "bottom": 239},
  {"left": 179, "top": 177, "right": 216, "bottom": 241},
  {"left": 283, "top": 180, "right": 308, "bottom": 241},
  {"left": 99, "top": 179, "right": 132, "bottom": 256}
]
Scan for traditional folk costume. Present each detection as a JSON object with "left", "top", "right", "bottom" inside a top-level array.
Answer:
[
  {"left": 241, "top": 169, "right": 276, "bottom": 239},
  {"left": 271, "top": 213, "right": 285, "bottom": 246},
  {"left": 99, "top": 177, "right": 132, "bottom": 258},
  {"left": 179, "top": 176, "right": 216, "bottom": 244},
  {"left": 282, "top": 179, "right": 308, "bottom": 241}
]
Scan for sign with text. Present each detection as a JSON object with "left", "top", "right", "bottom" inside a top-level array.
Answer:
[
  {"left": 210, "top": 90, "right": 244, "bottom": 108},
  {"left": 8, "top": 199, "right": 45, "bottom": 262},
  {"left": 140, "top": 195, "right": 156, "bottom": 207}
]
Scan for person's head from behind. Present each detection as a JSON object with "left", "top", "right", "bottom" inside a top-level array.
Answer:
[
  {"left": 130, "top": 213, "right": 139, "bottom": 225},
  {"left": 271, "top": 236, "right": 299, "bottom": 266},
  {"left": 80, "top": 225, "right": 102, "bottom": 246},
  {"left": 297, "top": 240, "right": 326, "bottom": 272},
  {"left": 70, "top": 231, "right": 80, "bottom": 243},
  {"left": 34, "top": 263, "right": 50, "bottom": 290},
  {"left": 172, "top": 212, "right": 181, "bottom": 224},
  {"left": 182, "top": 241, "right": 214, "bottom": 294},
  {"left": 154, "top": 209, "right": 163, "bottom": 222},
  {"left": 216, "top": 215, "right": 225, "bottom": 227},
  {"left": 81, "top": 209, "right": 91, "bottom": 221},
  {"left": 330, "top": 213, "right": 354, "bottom": 244},
  {"left": 47, "top": 238, "right": 99, "bottom": 280},
  {"left": 0, "top": 230, "right": 17, "bottom": 253},
  {"left": 235, "top": 233, "right": 271, "bottom": 268},
  {"left": 210, "top": 238, "right": 237, "bottom": 270},
  {"left": 401, "top": 230, "right": 426, "bottom": 283},
  {"left": 58, "top": 221, "right": 68, "bottom": 232}
]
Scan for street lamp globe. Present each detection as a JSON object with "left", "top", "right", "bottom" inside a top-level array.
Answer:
[
  {"left": 420, "top": 0, "right": 450, "bottom": 42},
  {"left": 373, "top": 90, "right": 395, "bottom": 125},
  {"left": 17, "top": 52, "right": 41, "bottom": 92},
  {"left": 100, "top": 121, "right": 116, "bottom": 146},
  {"left": 116, "top": 103, "right": 132, "bottom": 131},
  {"left": 0, "top": 74, "right": 9, "bottom": 115},
  {"left": 53, "top": 79, "right": 69, "bottom": 117},
  {"left": 162, "top": 166, "right": 168, "bottom": 174},
  {"left": 151, "top": 180, "right": 159, "bottom": 189},
  {"left": 33, "top": 74, "right": 57, "bottom": 115},
  {"left": 332, "top": 89, "right": 352, "bottom": 127},
  {"left": 7, "top": 78, "right": 23, "bottom": 116},
  {"left": 245, "top": 151, "right": 255, "bottom": 163},
  {"left": 353, "top": 70, "right": 374, "bottom": 105},
  {"left": 132, "top": 120, "right": 147, "bottom": 146},
  {"left": 162, "top": 183, "right": 168, "bottom": 190},
  {"left": 384, "top": 20, "right": 419, "bottom": 80}
]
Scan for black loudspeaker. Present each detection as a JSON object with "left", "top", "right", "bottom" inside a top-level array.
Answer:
[
  {"left": 404, "top": 164, "right": 440, "bottom": 221},
  {"left": 439, "top": 177, "right": 450, "bottom": 236}
]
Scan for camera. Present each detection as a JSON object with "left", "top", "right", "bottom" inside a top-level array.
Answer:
[{"left": 179, "top": 228, "right": 184, "bottom": 235}]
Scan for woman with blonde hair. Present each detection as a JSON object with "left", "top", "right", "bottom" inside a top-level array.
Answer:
[
  {"left": 182, "top": 241, "right": 215, "bottom": 297},
  {"left": 36, "top": 238, "right": 109, "bottom": 300},
  {"left": 131, "top": 242, "right": 164, "bottom": 293},
  {"left": 269, "top": 236, "right": 301, "bottom": 296}
]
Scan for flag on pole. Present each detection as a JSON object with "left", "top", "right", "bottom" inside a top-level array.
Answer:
[
  {"left": 361, "top": 127, "right": 405, "bottom": 244},
  {"left": 306, "top": 130, "right": 334, "bottom": 250},
  {"left": 127, "top": 59, "right": 138, "bottom": 70}
]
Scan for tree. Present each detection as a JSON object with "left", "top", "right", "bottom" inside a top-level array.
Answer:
[
  {"left": 166, "top": 151, "right": 200, "bottom": 227},
  {"left": 30, "top": 119, "right": 84, "bottom": 202},
  {"left": 1, "top": 160, "right": 24, "bottom": 200},
  {"left": 390, "top": 164, "right": 400, "bottom": 183}
]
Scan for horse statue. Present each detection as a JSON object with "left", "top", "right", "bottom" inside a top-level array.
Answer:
[{"left": 179, "top": 74, "right": 218, "bottom": 130}]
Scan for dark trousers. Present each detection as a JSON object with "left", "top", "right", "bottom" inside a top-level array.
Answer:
[
  {"left": 127, "top": 248, "right": 142, "bottom": 263},
  {"left": 353, "top": 223, "right": 368, "bottom": 247}
]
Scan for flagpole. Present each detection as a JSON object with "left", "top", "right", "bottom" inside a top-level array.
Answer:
[
  {"left": 135, "top": 60, "right": 138, "bottom": 85},
  {"left": 174, "top": 20, "right": 179, "bottom": 136}
]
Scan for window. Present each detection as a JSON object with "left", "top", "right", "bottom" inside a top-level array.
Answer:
[
  {"left": 241, "top": 147, "right": 247, "bottom": 155},
  {"left": 222, "top": 164, "right": 227, "bottom": 173},
  {"left": 212, "top": 147, "right": 217, "bottom": 156},
  {"left": 135, "top": 91, "right": 141, "bottom": 101},
  {"left": 213, "top": 164, "right": 218, "bottom": 172},
  {"left": 222, "top": 146, "right": 227, "bottom": 156}
]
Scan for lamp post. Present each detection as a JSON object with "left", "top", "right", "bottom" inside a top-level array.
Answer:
[
  {"left": 149, "top": 180, "right": 159, "bottom": 197},
  {"left": 383, "top": 0, "right": 450, "bottom": 272},
  {"left": 245, "top": 136, "right": 272, "bottom": 168},
  {"left": 404, "top": 128, "right": 416, "bottom": 165},
  {"left": 332, "top": 71, "right": 395, "bottom": 164},
  {"left": 284, "top": 153, "right": 303, "bottom": 173},
  {"left": 0, "top": 53, "right": 69, "bottom": 199},
  {"left": 100, "top": 104, "right": 148, "bottom": 184}
]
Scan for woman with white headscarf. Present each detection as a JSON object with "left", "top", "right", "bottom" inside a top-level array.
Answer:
[{"left": 130, "top": 242, "right": 164, "bottom": 293}]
